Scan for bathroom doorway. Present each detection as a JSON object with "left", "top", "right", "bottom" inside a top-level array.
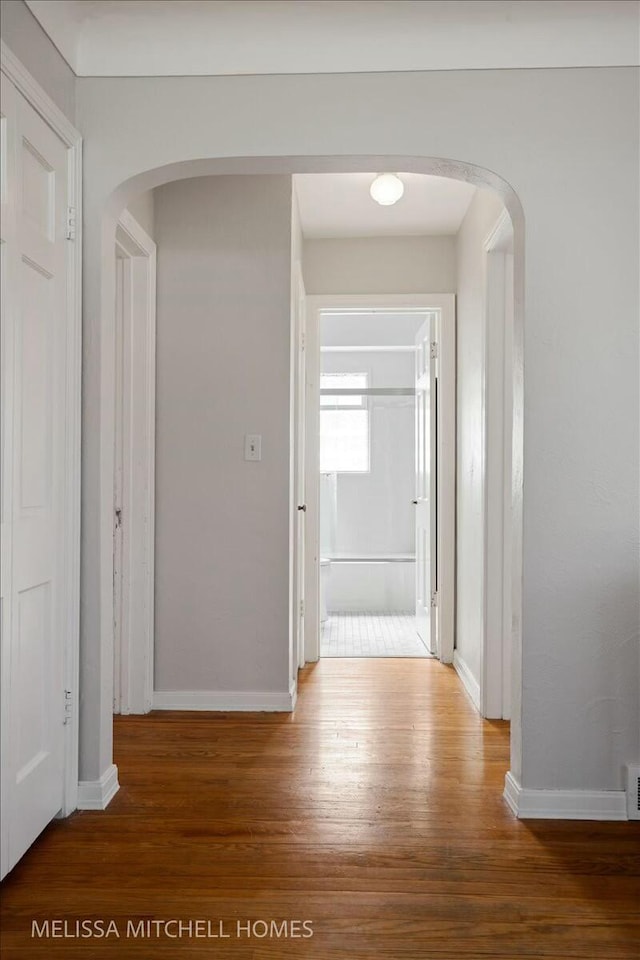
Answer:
[{"left": 304, "top": 296, "right": 455, "bottom": 663}]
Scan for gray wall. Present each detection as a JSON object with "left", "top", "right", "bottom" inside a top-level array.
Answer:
[
  {"left": 303, "top": 236, "right": 455, "bottom": 294},
  {"left": 455, "top": 188, "right": 506, "bottom": 685},
  {"left": 153, "top": 175, "right": 292, "bottom": 693},
  {"left": 76, "top": 66, "right": 639, "bottom": 795},
  {"left": 1, "top": 1, "right": 76, "bottom": 122}
]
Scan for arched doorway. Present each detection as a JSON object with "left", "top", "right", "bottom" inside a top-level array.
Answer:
[{"left": 81, "top": 155, "right": 523, "bottom": 809}]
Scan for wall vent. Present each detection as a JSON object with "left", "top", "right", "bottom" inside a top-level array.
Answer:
[{"left": 625, "top": 764, "right": 640, "bottom": 821}]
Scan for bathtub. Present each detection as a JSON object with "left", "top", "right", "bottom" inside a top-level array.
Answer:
[{"left": 325, "top": 555, "right": 415, "bottom": 613}]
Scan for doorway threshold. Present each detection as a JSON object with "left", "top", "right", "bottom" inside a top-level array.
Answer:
[{"left": 320, "top": 613, "right": 432, "bottom": 658}]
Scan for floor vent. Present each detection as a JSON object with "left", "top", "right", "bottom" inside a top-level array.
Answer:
[{"left": 626, "top": 764, "right": 640, "bottom": 821}]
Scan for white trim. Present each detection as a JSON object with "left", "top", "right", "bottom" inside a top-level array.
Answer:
[
  {"left": 321, "top": 345, "right": 417, "bottom": 353},
  {"left": 481, "top": 212, "right": 514, "bottom": 721},
  {"left": 0, "top": 41, "right": 79, "bottom": 148},
  {"left": 304, "top": 296, "right": 321, "bottom": 662},
  {"left": 435, "top": 301, "right": 456, "bottom": 663},
  {"left": 484, "top": 209, "right": 513, "bottom": 253},
  {"left": 153, "top": 690, "right": 296, "bottom": 712},
  {"left": 504, "top": 772, "right": 628, "bottom": 821},
  {"left": 453, "top": 651, "right": 481, "bottom": 711},
  {"left": 1, "top": 44, "right": 82, "bottom": 819},
  {"left": 112, "top": 211, "right": 156, "bottom": 717},
  {"left": 291, "top": 260, "right": 307, "bottom": 680},
  {"left": 116, "top": 208, "right": 155, "bottom": 253},
  {"left": 61, "top": 121, "right": 82, "bottom": 817},
  {"left": 77, "top": 765, "right": 120, "bottom": 811},
  {"left": 503, "top": 770, "right": 521, "bottom": 815},
  {"left": 304, "top": 294, "right": 455, "bottom": 666}
]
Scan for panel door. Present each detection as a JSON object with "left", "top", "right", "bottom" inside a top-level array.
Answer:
[{"left": 0, "top": 81, "right": 69, "bottom": 877}]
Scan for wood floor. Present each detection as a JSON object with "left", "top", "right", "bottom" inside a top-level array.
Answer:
[{"left": 1, "top": 658, "right": 639, "bottom": 959}]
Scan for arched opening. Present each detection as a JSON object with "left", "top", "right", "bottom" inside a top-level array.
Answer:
[{"left": 93, "top": 155, "right": 524, "bottom": 800}]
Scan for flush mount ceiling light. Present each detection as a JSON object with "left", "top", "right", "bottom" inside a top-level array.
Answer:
[{"left": 369, "top": 173, "right": 404, "bottom": 206}]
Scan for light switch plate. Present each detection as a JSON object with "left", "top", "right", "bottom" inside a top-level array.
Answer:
[{"left": 244, "top": 434, "right": 262, "bottom": 461}]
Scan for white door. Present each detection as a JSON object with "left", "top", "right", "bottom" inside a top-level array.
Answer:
[
  {"left": 294, "top": 268, "right": 306, "bottom": 668},
  {"left": 415, "top": 315, "right": 437, "bottom": 654},
  {"left": 1, "top": 81, "right": 70, "bottom": 876}
]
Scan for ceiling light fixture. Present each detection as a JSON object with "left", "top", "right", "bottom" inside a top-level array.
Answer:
[{"left": 369, "top": 173, "right": 404, "bottom": 206}]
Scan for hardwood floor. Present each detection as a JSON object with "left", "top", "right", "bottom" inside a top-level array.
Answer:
[{"left": 1, "top": 658, "right": 639, "bottom": 958}]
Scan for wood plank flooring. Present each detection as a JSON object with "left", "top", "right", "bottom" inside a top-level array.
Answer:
[{"left": 1, "top": 658, "right": 639, "bottom": 958}]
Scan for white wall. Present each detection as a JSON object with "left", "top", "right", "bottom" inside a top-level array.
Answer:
[
  {"left": 321, "top": 350, "right": 416, "bottom": 557},
  {"left": 321, "top": 312, "right": 425, "bottom": 347},
  {"left": 303, "top": 236, "right": 455, "bottom": 294},
  {"left": 153, "top": 175, "right": 293, "bottom": 694},
  {"left": 76, "top": 65, "right": 639, "bottom": 798},
  {"left": 1, "top": 0, "right": 76, "bottom": 122},
  {"left": 125, "top": 189, "right": 155, "bottom": 239},
  {"left": 454, "top": 188, "right": 506, "bottom": 686}
]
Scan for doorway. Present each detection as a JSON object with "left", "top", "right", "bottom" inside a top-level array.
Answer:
[
  {"left": 303, "top": 295, "right": 455, "bottom": 666},
  {"left": 85, "top": 157, "right": 522, "bottom": 822},
  {"left": 112, "top": 210, "right": 157, "bottom": 717}
]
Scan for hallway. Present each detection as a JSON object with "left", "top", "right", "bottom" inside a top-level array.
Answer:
[{"left": 1, "top": 659, "right": 638, "bottom": 958}]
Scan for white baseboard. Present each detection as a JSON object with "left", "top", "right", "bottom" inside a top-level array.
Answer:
[
  {"left": 504, "top": 771, "right": 628, "bottom": 821},
  {"left": 152, "top": 689, "right": 296, "bottom": 711},
  {"left": 503, "top": 770, "right": 521, "bottom": 815},
  {"left": 77, "top": 764, "right": 120, "bottom": 811},
  {"left": 289, "top": 679, "right": 298, "bottom": 710},
  {"left": 453, "top": 651, "right": 481, "bottom": 711}
]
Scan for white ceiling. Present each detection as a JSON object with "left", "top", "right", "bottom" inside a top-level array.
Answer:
[
  {"left": 294, "top": 173, "right": 476, "bottom": 239},
  {"left": 25, "top": 1, "right": 639, "bottom": 77}
]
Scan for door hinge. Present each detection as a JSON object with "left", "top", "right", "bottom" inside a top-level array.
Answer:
[
  {"left": 430, "top": 591, "right": 438, "bottom": 608},
  {"left": 300, "top": 599, "right": 305, "bottom": 618},
  {"left": 63, "top": 688, "right": 72, "bottom": 725},
  {"left": 115, "top": 507, "right": 123, "bottom": 529},
  {"left": 430, "top": 342, "right": 438, "bottom": 360},
  {"left": 66, "top": 206, "right": 76, "bottom": 241}
]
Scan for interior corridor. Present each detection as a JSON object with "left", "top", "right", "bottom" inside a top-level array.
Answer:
[{"left": 1, "top": 659, "right": 638, "bottom": 959}]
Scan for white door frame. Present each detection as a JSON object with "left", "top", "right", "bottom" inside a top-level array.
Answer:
[
  {"left": 112, "top": 210, "right": 156, "bottom": 715},
  {"left": 0, "top": 42, "right": 82, "bottom": 826},
  {"left": 482, "top": 210, "right": 514, "bottom": 719},
  {"left": 291, "top": 262, "right": 307, "bottom": 672},
  {"left": 303, "top": 293, "right": 455, "bottom": 664}
]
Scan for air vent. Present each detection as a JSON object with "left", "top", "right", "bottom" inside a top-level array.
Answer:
[{"left": 626, "top": 764, "right": 640, "bottom": 821}]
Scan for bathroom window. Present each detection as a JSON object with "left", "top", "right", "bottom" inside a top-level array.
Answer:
[{"left": 320, "top": 373, "right": 370, "bottom": 472}]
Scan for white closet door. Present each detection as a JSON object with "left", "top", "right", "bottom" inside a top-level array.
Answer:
[{"left": 1, "top": 80, "right": 69, "bottom": 877}]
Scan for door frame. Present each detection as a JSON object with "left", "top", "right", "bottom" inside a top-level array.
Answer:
[
  {"left": 482, "top": 210, "right": 514, "bottom": 719},
  {"left": 291, "top": 261, "right": 307, "bottom": 673},
  {"left": 303, "top": 293, "right": 456, "bottom": 664},
  {"left": 112, "top": 210, "right": 157, "bottom": 715},
  {"left": 0, "top": 42, "right": 82, "bottom": 824}
]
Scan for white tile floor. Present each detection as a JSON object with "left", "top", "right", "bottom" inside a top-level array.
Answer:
[{"left": 320, "top": 612, "right": 432, "bottom": 658}]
